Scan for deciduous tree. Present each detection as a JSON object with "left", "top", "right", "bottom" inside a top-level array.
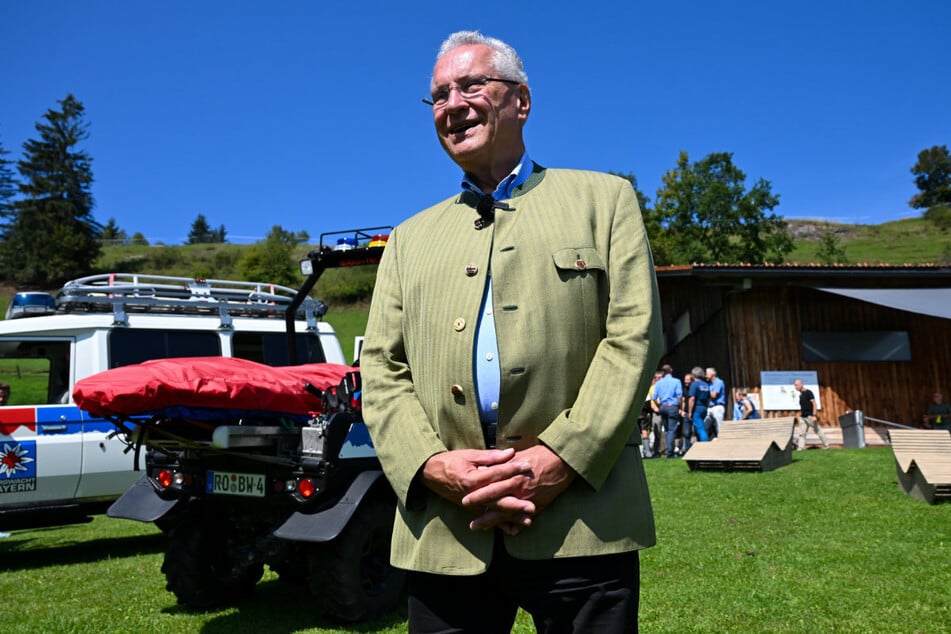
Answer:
[
  {"left": 909, "top": 144, "right": 951, "bottom": 211},
  {"left": 815, "top": 225, "right": 848, "bottom": 264},
  {"left": 652, "top": 151, "right": 792, "bottom": 264},
  {"left": 237, "top": 225, "right": 307, "bottom": 287},
  {"left": 0, "top": 95, "right": 101, "bottom": 285}
]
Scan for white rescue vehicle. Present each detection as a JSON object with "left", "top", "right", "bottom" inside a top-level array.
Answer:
[{"left": 0, "top": 274, "right": 343, "bottom": 530}]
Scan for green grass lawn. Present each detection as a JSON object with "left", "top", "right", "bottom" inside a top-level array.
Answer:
[{"left": 2, "top": 448, "right": 947, "bottom": 633}]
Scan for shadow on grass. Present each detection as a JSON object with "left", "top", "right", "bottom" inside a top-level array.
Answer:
[
  {"left": 0, "top": 531, "right": 164, "bottom": 572},
  {"left": 158, "top": 576, "right": 408, "bottom": 634}
]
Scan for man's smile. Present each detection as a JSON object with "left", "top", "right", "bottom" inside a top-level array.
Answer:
[{"left": 448, "top": 121, "right": 478, "bottom": 136}]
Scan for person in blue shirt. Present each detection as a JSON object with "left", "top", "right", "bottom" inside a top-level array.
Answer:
[
  {"left": 704, "top": 367, "right": 726, "bottom": 438},
  {"left": 653, "top": 364, "right": 683, "bottom": 458},
  {"left": 685, "top": 366, "right": 710, "bottom": 452},
  {"left": 734, "top": 390, "right": 760, "bottom": 419}
]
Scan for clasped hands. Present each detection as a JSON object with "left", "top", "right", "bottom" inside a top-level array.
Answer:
[{"left": 420, "top": 445, "right": 575, "bottom": 536}]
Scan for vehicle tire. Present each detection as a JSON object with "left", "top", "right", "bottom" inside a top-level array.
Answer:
[
  {"left": 308, "top": 496, "right": 406, "bottom": 622},
  {"left": 161, "top": 504, "right": 264, "bottom": 608}
]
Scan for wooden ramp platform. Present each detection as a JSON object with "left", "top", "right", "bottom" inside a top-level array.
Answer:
[
  {"left": 683, "top": 417, "right": 796, "bottom": 472},
  {"left": 888, "top": 429, "right": 951, "bottom": 504}
]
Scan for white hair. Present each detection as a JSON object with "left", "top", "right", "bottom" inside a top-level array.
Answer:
[{"left": 434, "top": 30, "right": 528, "bottom": 84}]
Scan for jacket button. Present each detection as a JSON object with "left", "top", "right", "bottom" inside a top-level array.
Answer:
[
  {"left": 575, "top": 259, "right": 586, "bottom": 270},
  {"left": 453, "top": 317, "right": 466, "bottom": 332},
  {"left": 465, "top": 264, "right": 479, "bottom": 276},
  {"left": 450, "top": 384, "right": 465, "bottom": 397}
]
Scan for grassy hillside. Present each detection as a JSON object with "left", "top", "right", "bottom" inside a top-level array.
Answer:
[
  {"left": 786, "top": 216, "right": 951, "bottom": 264},
  {"left": 1, "top": 216, "right": 946, "bottom": 322}
]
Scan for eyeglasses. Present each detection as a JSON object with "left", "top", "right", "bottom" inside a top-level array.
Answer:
[{"left": 423, "top": 76, "right": 521, "bottom": 108}]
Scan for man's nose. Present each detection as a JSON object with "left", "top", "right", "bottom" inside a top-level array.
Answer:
[{"left": 445, "top": 87, "right": 468, "bottom": 110}]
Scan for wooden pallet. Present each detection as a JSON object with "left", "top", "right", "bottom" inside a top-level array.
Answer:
[
  {"left": 683, "top": 417, "right": 796, "bottom": 472},
  {"left": 888, "top": 429, "right": 951, "bottom": 504}
]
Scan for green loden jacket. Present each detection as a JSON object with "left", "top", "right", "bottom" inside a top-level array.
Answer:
[{"left": 361, "top": 166, "right": 663, "bottom": 575}]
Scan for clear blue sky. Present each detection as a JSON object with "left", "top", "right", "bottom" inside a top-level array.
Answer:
[{"left": 2, "top": 1, "right": 948, "bottom": 244}]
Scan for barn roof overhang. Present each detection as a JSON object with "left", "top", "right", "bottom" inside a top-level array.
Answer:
[
  {"left": 814, "top": 287, "right": 951, "bottom": 320},
  {"left": 655, "top": 263, "right": 951, "bottom": 282},
  {"left": 655, "top": 264, "right": 951, "bottom": 292}
]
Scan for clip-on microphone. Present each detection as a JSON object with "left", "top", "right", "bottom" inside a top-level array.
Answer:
[{"left": 474, "top": 195, "right": 512, "bottom": 230}]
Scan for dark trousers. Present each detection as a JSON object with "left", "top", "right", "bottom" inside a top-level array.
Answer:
[
  {"left": 407, "top": 538, "right": 640, "bottom": 633},
  {"left": 659, "top": 404, "right": 681, "bottom": 457}
]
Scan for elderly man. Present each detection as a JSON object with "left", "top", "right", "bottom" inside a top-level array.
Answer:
[
  {"left": 361, "top": 30, "right": 662, "bottom": 633},
  {"left": 704, "top": 367, "right": 726, "bottom": 436}
]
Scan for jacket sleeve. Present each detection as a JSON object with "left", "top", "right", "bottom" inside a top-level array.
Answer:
[
  {"left": 359, "top": 226, "right": 448, "bottom": 508},
  {"left": 537, "top": 181, "right": 663, "bottom": 490}
]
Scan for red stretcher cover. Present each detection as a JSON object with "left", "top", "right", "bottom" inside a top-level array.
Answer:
[{"left": 73, "top": 357, "right": 353, "bottom": 419}]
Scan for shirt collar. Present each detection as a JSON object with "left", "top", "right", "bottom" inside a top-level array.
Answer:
[{"left": 461, "top": 152, "right": 533, "bottom": 199}]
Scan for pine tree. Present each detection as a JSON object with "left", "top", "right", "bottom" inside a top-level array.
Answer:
[
  {"left": 0, "top": 131, "right": 18, "bottom": 232},
  {"left": 1, "top": 95, "right": 101, "bottom": 285},
  {"left": 101, "top": 217, "right": 128, "bottom": 244},
  {"left": 187, "top": 214, "right": 227, "bottom": 244}
]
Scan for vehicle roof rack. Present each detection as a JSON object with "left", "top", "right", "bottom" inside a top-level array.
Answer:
[{"left": 57, "top": 273, "right": 326, "bottom": 329}]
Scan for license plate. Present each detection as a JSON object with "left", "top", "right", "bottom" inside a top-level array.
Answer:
[{"left": 206, "top": 470, "right": 266, "bottom": 497}]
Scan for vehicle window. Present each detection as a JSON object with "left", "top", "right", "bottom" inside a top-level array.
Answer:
[
  {"left": 232, "top": 333, "right": 326, "bottom": 366},
  {"left": 0, "top": 340, "right": 70, "bottom": 405},
  {"left": 109, "top": 330, "right": 221, "bottom": 368}
]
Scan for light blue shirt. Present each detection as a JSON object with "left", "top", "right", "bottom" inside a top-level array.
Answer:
[
  {"left": 709, "top": 376, "right": 726, "bottom": 406},
  {"left": 653, "top": 374, "right": 683, "bottom": 406},
  {"left": 463, "top": 152, "right": 533, "bottom": 423}
]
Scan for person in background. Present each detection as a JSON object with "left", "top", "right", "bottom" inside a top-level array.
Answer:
[
  {"left": 684, "top": 367, "right": 710, "bottom": 453},
  {"left": 0, "top": 382, "right": 9, "bottom": 405},
  {"left": 678, "top": 372, "right": 694, "bottom": 455},
  {"left": 655, "top": 366, "right": 682, "bottom": 459},
  {"left": 642, "top": 370, "right": 664, "bottom": 458},
  {"left": 732, "top": 391, "right": 743, "bottom": 421},
  {"left": 734, "top": 390, "right": 760, "bottom": 420},
  {"left": 361, "top": 30, "right": 663, "bottom": 632},
  {"left": 922, "top": 391, "right": 951, "bottom": 432},
  {"left": 704, "top": 367, "right": 726, "bottom": 438},
  {"left": 793, "top": 379, "right": 830, "bottom": 450},
  {"left": 650, "top": 370, "right": 665, "bottom": 457}
]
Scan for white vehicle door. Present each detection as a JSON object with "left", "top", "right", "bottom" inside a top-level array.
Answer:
[{"left": 0, "top": 338, "right": 81, "bottom": 504}]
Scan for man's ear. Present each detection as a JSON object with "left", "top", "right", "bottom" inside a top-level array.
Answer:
[{"left": 517, "top": 85, "right": 531, "bottom": 120}]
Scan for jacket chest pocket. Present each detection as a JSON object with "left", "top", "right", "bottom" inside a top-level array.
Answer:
[
  {"left": 552, "top": 247, "right": 605, "bottom": 280},
  {"left": 551, "top": 247, "right": 606, "bottom": 339}
]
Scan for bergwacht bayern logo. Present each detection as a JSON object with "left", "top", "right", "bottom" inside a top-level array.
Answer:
[{"left": 1, "top": 442, "right": 35, "bottom": 479}]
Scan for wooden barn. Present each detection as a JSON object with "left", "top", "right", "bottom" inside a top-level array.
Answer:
[{"left": 654, "top": 263, "right": 951, "bottom": 435}]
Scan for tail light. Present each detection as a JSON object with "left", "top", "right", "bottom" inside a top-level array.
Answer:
[
  {"left": 156, "top": 469, "right": 174, "bottom": 489},
  {"left": 297, "top": 478, "right": 317, "bottom": 498}
]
